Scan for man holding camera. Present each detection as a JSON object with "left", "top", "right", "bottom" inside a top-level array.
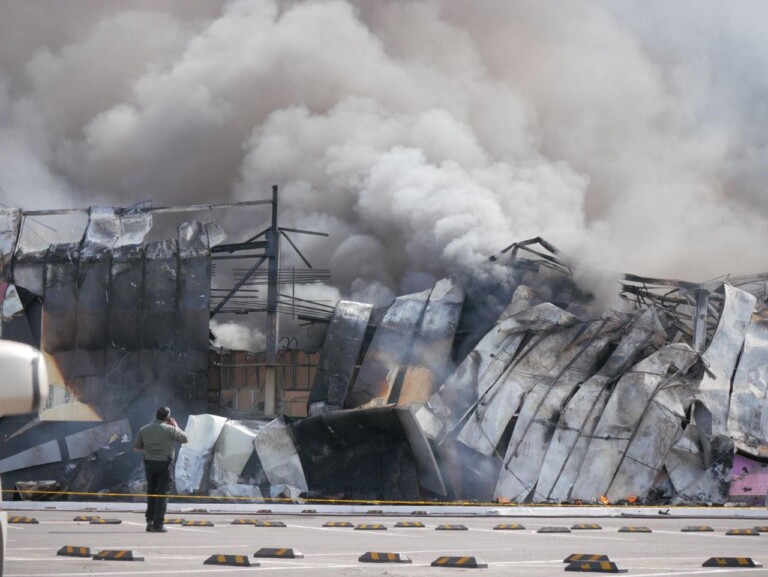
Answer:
[{"left": 133, "top": 406, "right": 188, "bottom": 533}]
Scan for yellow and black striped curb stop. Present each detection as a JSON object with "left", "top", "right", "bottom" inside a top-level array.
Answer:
[
  {"left": 538, "top": 526, "right": 571, "bottom": 533},
  {"left": 367, "top": 509, "right": 383, "bottom": 514},
  {"left": 359, "top": 552, "right": 412, "bottom": 563},
  {"left": 90, "top": 519, "right": 122, "bottom": 525},
  {"left": 681, "top": 526, "right": 713, "bottom": 532},
  {"left": 254, "top": 547, "right": 304, "bottom": 559},
  {"left": 164, "top": 518, "right": 185, "bottom": 524},
  {"left": 57, "top": 546, "right": 92, "bottom": 558},
  {"left": 232, "top": 519, "right": 259, "bottom": 525},
  {"left": 565, "top": 560, "right": 626, "bottom": 573},
  {"left": 395, "top": 521, "right": 426, "bottom": 528},
  {"left": 183, "top": 520, "right": 214, "bottom": 527},
  {"left": 754, "top": 526, "right": 768, "bottom": 532},
  {"left": 436, "top": 524, "right": 468, "bottom": 531},
  {"left": 253, "top": 520, "right": 286, "bottom": 527},
  {"left": 324, "top": 521, "right": 354, "bottom": 528},
  {"left": 203, "top": 554, "right": 252, "bottom": 567},
  {"left": 564, "top": 554, "right": 610, "bottom": 563},
  {"left": 356, "top": 523, "right": 387, "bottom": 530},
  {"left": 703, "top": 557, "right": 762, "bottom": 568},
  {"left": 301, "top": 509, "right": 317, "bottom": 514},
  {"left": 431, "top": 556, "right": 487, "bottom": 568},
  {"left": 494, "top": 524, "right": 525, "bottom": 530},
  {"left": 571, "top": 523, "right": 602, "bottom": 530},
  {"left": 73, "top": 516, "right": 100, "bottom": 522},
  {"left": 726, "top": 529, "right": 760, "bottom": 536},
  {"left": 411, "top": 510, "right": 427, "bottom": 515},
  {"left": 8, "top": 516, "right": 38, "bottom": 524},
  {"left": 93, "top": 550, "right": 144, "bottom": 561},
  {"left": 619, "top": 526, "right": 651, "bottom": 533}
]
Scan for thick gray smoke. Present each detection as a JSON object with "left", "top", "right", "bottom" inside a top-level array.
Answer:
[{"left": 3, "top": 0, "right": 768, "bottom": 349}]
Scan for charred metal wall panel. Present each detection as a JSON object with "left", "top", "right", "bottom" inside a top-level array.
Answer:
[
  {"left": 43, "top": 243, "right": 79, "bottom": 352},
  {"left": 397, "top": 278, "right": 465, "bottom": 406},
  {"left": 76, "top": 246, "right": 111, "bottom": 350},
  {"left": 347, "top": 290, "right": 430, "bottom": 408},
  {"left": 109, "top": 245, "right": 144, "bottom": 349},
  {"left": 9, "top": 216, "right": 213, "bottom": 424},
  {"left": 143, "top": 240, "right": 179, "bottom": 350},
  {"left": 308, "top": 300, "right": 373, "bottom": 415}
]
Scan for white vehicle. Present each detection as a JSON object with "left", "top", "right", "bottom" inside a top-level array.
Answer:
[{"left": 0, "top": 340, "right": 49, "bottom": 576}]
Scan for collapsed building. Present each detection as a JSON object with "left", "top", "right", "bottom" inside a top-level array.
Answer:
[{"left": 1, "top": 200, "right": 768, "bottom": 505}]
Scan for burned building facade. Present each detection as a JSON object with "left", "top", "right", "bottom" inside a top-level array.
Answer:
[{"left": 0, "top": 205, "right": 219, "bottom": 493}]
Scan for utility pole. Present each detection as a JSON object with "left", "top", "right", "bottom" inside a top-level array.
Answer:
[{"left": 264, "top": 185, "right": 280, "bottom": 415}]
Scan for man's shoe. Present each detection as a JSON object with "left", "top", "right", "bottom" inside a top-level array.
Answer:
[
  {"left": 151, "top": 526, "right": 168, "bottom": 533},
  {"left": 146, "top": 523, "right": 152, "bottom": 532}
]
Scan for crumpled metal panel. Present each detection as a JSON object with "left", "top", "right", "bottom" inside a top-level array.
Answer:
[
  {"left": 0, "top": 208, "right": 21, "bottom": 280},
  {"left": 570, "top": 344, "right": 699, "bottom": 501},
  {"left": 175, "top": 414, "right": 228, "bottom": 494},
  {"left": 537, "top": 308, "right": 667, "bottom": 501},
  {"left": 347, "top": 289, "right": 430, "bottom": 408},
  {"left": 397, "top": 278, "right": 465, "bottom": 407},
  {"left": 0, "top": 439, "right": 62, "bottom": 474},
  {"left": 457, "top": 303, "right": 580, "bottom": 456},
  {"left": 210, "top": 420, "right": 261, "bottom": 488},
  {"left": 671, "top": 434, "right": 734, "bottom": 504},
  {"left": 666, "top": 426, "right": 705, "bottom": 492},
  {"left": 308, "top": 300, "right": 373, "bottom": 416},
  {"left": 83, "top": 205, "right": 152, "bottom": 249},
  {"left": 694, "top": 284, "right": 755, "bottom": 436},
  {"left": 494, "top": 313, "right": 625, "bottom": 502},
  {"left": 727, "top": 303, "right": 768, "bottom": 458},
  {"left": 605, "top": 377, "right": 696, "bottom": 501},
  {"left": 253, "top": 417, "right": 308, "bottom": 492},
  {"left": 204, "top": 221, "right": 227, "bottom": 248},
  {"left": 65, "top": 419, "right": 132, "bottom": 460},
  {"left": 1, "top": 282, "right": 24, "bottom": 321},
  {"left": 414, "top": 285, "right": 538, "bottom": 439}
]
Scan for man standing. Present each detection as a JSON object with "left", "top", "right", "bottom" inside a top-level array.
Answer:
[{"left": 133, "top": 406, "right": 188, "bottom": 532}]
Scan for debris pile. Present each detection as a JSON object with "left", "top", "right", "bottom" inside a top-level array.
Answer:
[{"left": 297, "top": 238, "right": 768, "bottom": 504}]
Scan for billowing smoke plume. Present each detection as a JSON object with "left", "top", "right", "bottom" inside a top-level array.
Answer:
[{"left": 3, "top": 0, "right": 768, "bottom": 324}]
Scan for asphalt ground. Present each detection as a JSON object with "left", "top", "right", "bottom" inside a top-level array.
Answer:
[{"left": 4, "top": 509, "right": 768, "bottom": 576}]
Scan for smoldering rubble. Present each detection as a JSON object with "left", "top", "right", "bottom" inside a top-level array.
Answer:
[
  {"left": 173, "top": 237, "right": 768, "bottom": 505},
  {"left": 2, "top": 218, "right": 768, "bottom": 505},
  {"left": 295, "top": 238, "right": 768, "bottom": 505}
]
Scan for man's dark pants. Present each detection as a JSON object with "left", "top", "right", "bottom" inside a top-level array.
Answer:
[{"left": 145, "top": 459, "right": 173, "bottom": 529}]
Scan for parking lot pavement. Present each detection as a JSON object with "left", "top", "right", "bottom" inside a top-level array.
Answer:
[{"left": 4, "top": 510, "right": 768, "bottom": 576}]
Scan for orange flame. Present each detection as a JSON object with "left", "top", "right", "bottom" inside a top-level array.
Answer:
[
  {"left": 599, "top": 495, "right": 610, "bottom": 505},
  {"left": 627, "top": 495, "right": 637, "bottom": 504}
]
